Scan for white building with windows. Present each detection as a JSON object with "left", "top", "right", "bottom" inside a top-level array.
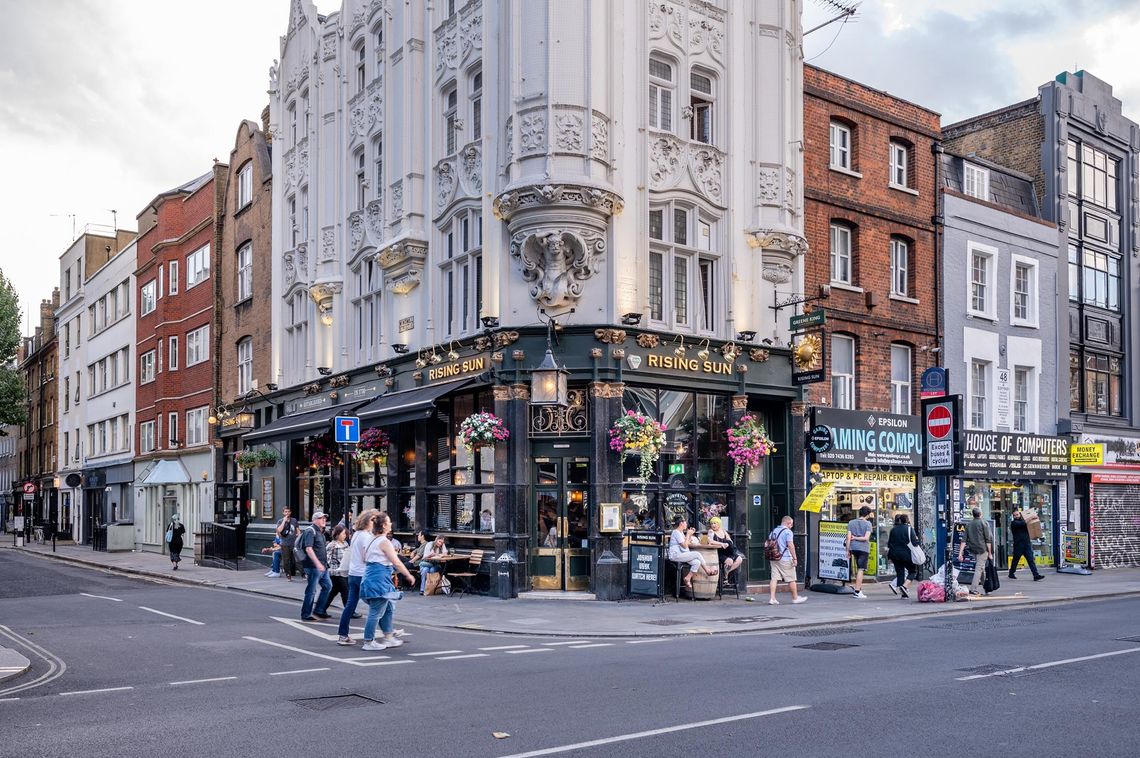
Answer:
[{"left": 267, "top": 0, "right": 805, "bottom": 384}]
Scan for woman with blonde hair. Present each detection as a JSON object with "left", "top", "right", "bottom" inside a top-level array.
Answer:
[
  {"left": 335, "top": 509, "right": 380, "bottom": 646},
  {"left": 359, "top": 512, "right": 415, "bottom": 651}
]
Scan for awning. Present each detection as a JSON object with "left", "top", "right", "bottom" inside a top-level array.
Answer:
[
  {"left": 140, "top": 460, "right": 192, "bottom": 485},
  {"left": 357, "top": 378, "right": 473, "bottom": 425},
  {"left": 244, "top": 401, "right": 370, "bottom": 444}
]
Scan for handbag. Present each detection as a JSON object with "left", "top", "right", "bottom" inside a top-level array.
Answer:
[
  {"left": 907, "top": 527, "right": 925, "bottom": 565},
  {"left": 983, "top": 558, "right": 1001, "bottom": 594}
]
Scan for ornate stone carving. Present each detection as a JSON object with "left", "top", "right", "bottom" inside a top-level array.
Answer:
[
  {"left": 412, "top": 371, "right": 423, "bottom": 381},
  {"left": 590, "top": 348, "right": 604, "bottom": 359},
  {"left": 761, "top": 261, "right": 793, "bottom": 284},
  {"left": 736, "top": 363, "right": 749, "bottom": 374},
  {"left": 390, "top": 181, "right": 403, "bottom": 218},
  {"left": 511, "top": 385, "right": 530, "bottom": 401},
  {"left": 690, "top": 147, "right": 724, "bottom": 203},
  {"left": 589, "top": 382, "right": 625, "bottom": 399},
  {"left": 329, "top": 375, "right": 350, "bottom": 389},
  {"left": 365, "top": 199, "right": 384, "bottom": 240},
  {"left": 434, "top": 17, "right": 459, "bottom": 75},
  {"left": 303, "top": 382, "right": 322, "bottom": 396},
  {"left": 748, "top": 230, "right": 809, "bottom": 257},
  {"left": 376, "top": 238, "right": 426, "bottom": 269},
  {"left": 749, "top": 348, "right": 771, "bottom": 363},
  {"left": 519, "top": 112, "right": 545, "bottom": 154},
  {"left": 504, "top": 115, "right": 514, "bottom": 163},
  {"left": 636, "top": 334, "right": 660, "bottom": 349},
  {"left": 491, "top": 352, "right": 504, "bottom": 363},
  {"left": 612, "top": 348, "right": 626, "bottom": 360},
  {"left": 493, "top": 385, "right": 512, "bottom": 401},
  {"left": 493, "top": 331, "right": 520, "bottom": 349},
  {"left": 320, "top": 227, "right": 336, "bottom": 262},
  {"left": 283, "top": 252, "right": 297, "bottom": 288},
  {"left": 296, "top": 242, "right": 308, "bottom": 271},
  {"left": 309, "top": 281, "right": 342, "bottom": 305},
  {"left": 509, "top": 229, "right": 605, "bottom": 308},
  {"left": 459, "top": 6, "right": 482, "bottom": 59},
  {"left": 460, "top": 144, "right": 482, "bottom": 193},
  {"left": 348, "top": 211, "right": 365, "bottom": 253},
  {"left": 649, "top": 136, "right": 684, "bottom": 187},
  {"left": 434, "top": 157, "right": 457, "bottom": 213},
  {"left": 554, "top": 113, "right": 583, "bottom": 152},
  {"left": 322, "top": 34, "right": 337, "bottom": 61},
  {"left": 386, "top": 269, "right": 421, "bottom": 295},
  {"left": 493, "top": 184, "right": 623, "bottom": 221},
  {"left": 731, "top": 395, "right": 748, "bottom": 410},
  {"left": 287, "top": 0, "right": 306, "bottom": 38},
  {"left": 473, "top": 336, "right": 492, "bottom": 352},
  {"left": 593, "top": 328, "right": 627, "bottom": 344},
  {"left": 783, "top": 167, "right": 795, "bottom": 209},
  {"left": 512, "top": 350, "right": 526, "bottom": 361},
  {"left": 757, "top": 166, "right": 781, "bottom": 204},
  {"left": 591, "top": 114, "right": 608, "bottom": 162},
  {"left": 350, "top": 106, "right": 368, "bottom": 140}
]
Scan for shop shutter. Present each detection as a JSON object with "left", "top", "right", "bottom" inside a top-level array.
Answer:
[{"left": 1091, "top": 484, "right": 1140, "bottom": 568}]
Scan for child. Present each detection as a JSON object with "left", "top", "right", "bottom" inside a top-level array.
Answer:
[{"left": 261, "top": 536, "right": 282, "bottom": 577}]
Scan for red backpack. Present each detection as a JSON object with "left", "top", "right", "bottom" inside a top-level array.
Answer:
[{"left": 764, "top": 527, "right": 789, "bottom": 561}]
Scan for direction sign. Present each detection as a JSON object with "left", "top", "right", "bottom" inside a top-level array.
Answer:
[
  {"left": 333, "top": 415, "right": 361, "bottom": 444},
  {"left": 926, "top": 405, "right": 952, "bottom": 439}
]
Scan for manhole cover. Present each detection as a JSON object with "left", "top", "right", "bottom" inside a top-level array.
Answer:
[
  {"left": 956, "top": 663, "right": 1023, "bottom": 675},
  {"left": 794, "top": 641, "right": 859, "bottom": 651},
  {"left": 640, "top": 619, "right": 691, "bottom": 626},
  {"left": 782, "top": 626, "right": 864, "bottom": 637},
  {"left": 291, "top": 694, "right": 384, "bottom": 711},
  {"left": 719, "top": 616, "right": 791, "bottom": 624}
]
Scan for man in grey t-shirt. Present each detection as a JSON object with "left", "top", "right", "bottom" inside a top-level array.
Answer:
[{"left": 846, "top": 506, "right": 873, "bottom": 599}]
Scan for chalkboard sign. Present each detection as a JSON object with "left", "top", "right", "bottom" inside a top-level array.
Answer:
[{"left": 629, "top": 536, "right": 662, "bottom": 598}]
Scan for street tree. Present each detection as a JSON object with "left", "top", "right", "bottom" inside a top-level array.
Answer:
[{"left": 0, "top": 269, "right": 24, "bottom": 428}]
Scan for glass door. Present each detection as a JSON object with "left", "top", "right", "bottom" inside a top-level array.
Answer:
[{"left": 530, "top": 457, "right": 591, "bottom": 591}]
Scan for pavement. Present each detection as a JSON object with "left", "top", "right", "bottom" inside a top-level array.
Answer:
[{"left": 7, "top": 539, "right": 1140, "bottom": 639}]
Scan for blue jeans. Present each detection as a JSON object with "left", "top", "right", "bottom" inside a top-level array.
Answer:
[
  {"left": 362, "top": 597, "right": 393, "bottom": 641},
  {"left": 419, "top": 562, "right": 438, "bottom": 592},
  {"left": 337, "top": 575, "right": 362, "bottom": 637},
  {"left": 271, "top": 550, "right": 282, "bottom": 573},
  {"left": 301, "top": 567, "right": 332, "bottom": 619}
]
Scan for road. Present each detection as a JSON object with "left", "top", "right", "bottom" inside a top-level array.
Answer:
[{"left": 0, "top": 549, "right": 1137, "bottom": 757}]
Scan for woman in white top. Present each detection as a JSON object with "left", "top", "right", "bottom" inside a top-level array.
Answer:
[
  {"left": 418, "top": 535, "right": 449, "bottom": 594},
  {"left": 335, "top": 509, "right": 379, "bottom": 646},
  {"left": 667, "top": 516, "right": 716, "bottom": 592},
  {"left": 360, "top": 512, "right": 414, "bottom": 651}
]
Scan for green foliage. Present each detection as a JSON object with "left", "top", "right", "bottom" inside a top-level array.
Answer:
[{"left": 0, "top": 270, "right": 23, "bottom": 427}]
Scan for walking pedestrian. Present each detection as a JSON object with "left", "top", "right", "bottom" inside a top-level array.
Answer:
[
  {"left": 1008, "top": 509, "right": 1044, "bottom": 581},
  {"left": 845, "top": 506, "right": 873, "bottom": 598},
  {"left": 299, "top": 511, "right": 332, "bottom": 621},
  {"left": 317, "top": 524, "right": 350, "bottom": 615},
  {"left": 886, "top": 514, "right": 919, "bottom": 598},
  {"left": 767, "top": 515, "right": 806, "bottom": 605},
  {"left": 359, "top": 512, "right": 415, "bottom": 651},
  {"left": 336, "top": 509, "right": 379, "bottom": 646},
  {"left": 276, "top": 507, "right": 299, "bottom": 581},
  {"left": 166, "top": 514, "right": 186, "bottom": 571},
  {"left": 958, "top": 507, "right": 994, "bottom": 596}
]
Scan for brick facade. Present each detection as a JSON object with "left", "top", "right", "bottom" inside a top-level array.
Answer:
[
  {"left": 16, "top": 291, "right": 59, "bottom": 524},
  {"left": 942, "top": 99, "right": 1046, "bottom": 213},
  {"left": 803, "top": 65, "right": 941, "bottom": 414}
]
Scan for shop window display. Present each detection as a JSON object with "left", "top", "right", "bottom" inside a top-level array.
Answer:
[
  {"left": 816, "top": 471, "right": 918, "bottom": 579},
  {"left": 960, "top": 481, "right": 1054, "bottom": 569},
  {"left": 427, "top": 388, "right": 495, "bottom": 534}
]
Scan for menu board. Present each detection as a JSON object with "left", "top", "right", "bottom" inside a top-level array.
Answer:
[
  {"left": 961, "top": 432, "right": 1070, "bottom": 480},
  {"left": 818, "top": 521, "right": 851, "bottom": 582},
  {"left": 628, "top": 535, "right": 662, "bottom": 597}
]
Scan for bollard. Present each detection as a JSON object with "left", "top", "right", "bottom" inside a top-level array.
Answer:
[{"left": 496, "top": 551, "right": 517, "bottom": 599}]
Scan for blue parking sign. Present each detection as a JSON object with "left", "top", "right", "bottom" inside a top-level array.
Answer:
[{"left": 333, "top": 416, "right": 360, "bottom": 444}]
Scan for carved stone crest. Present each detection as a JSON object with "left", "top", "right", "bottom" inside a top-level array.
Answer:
[
  {"left": 749, "top": 348, "right": 771, "bottom": 363},
  {"left": 636, "top": 334, "right": 660, "bottom": 349},
  {"left": 593, "top": 328, "right": 627, "bottom": 344},
  {"left": 303, "top": 382, "right": 322, "bottom": 396}
]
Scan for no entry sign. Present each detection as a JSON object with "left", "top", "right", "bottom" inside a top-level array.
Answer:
[
  {"left": 921, "top": 396, "right": 961, "bottom": 476},
  {"left": 926, "top": 404, "right": 953, "bottom": 439}
]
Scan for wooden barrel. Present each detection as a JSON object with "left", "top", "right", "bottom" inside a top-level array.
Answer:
[{"left": 691, "top": 545, "right": 720, "bottom": 600}]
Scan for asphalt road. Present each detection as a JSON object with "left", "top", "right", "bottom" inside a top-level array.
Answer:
[{"left": 1, "top": 549, "right": 1138, "bottom": 758}]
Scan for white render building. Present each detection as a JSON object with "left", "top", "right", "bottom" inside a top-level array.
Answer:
[{"left": 253, "top": 0, "right": 805, "bottom": 595}]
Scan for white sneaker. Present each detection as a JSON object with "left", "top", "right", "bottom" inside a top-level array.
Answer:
[
  {"left": 852, "top": 591, "right": 867, "bottom": 599},
  {"left": 382, "top": 636, "right": 404, "bottom": 648},
  {"left": 792, "top": 597, "right": 807, "bottom": 604},
  {"left": 361, "top": 640, "right": 389, "bottom": 651},
  {"left": 393, "top": 628, "right": 408, "bottom": 638},
  {"left": 768, "top": 598, "right": 780, "bottom": 605},
  {"left": 265, "top": 571, "right": 281, "bottom": 578}
]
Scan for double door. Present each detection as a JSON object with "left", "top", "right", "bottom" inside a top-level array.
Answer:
[{"left": 531, "top": 456, "right": 590, "bottom": 591}]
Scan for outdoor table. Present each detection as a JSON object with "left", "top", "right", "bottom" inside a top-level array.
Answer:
[
  {"left": 690, "top": 544, "right": 721, "bottom": 600},
  {"left": 422, "top": 554, "right": 468, "bottom": 592}
]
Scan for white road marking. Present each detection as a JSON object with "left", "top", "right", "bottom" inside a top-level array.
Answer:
[
  {"left": 353, "top": 660, "right": 414, "bottom": 667},
  {"left": 60, "top": 686, "right": 134, "bottom": 697},
  {"left": 568, "top": 643, "right": 613, "bottom": 649},
  {"left": 270, "top": 668, "right": 330, "bottom": 676},
  {"left": 345, "top": 656, "right": 391, "bottom": 661},
  {"left": 79, "top": 593, "right": 122, "bottom": 602},
  {"left": 244, "top": 636, "right": 365, "bottom": 664},
  {"left": 541, "top": 641, "right": 588, "bottom": 646},
  {"left": 0, "top": 697, "right": 21, "bottom": 702},
  {"left": 170, "top": 676, "right": 237, "bottom": 686},
  {"left": 479, "top": 645, "right": 529, "bottom": 651},
  {"left": 270, "top": 616, "right": 340, "bottom": 641},
  {"left": 955, "top": 647, "right": 1140, "bottom": 681},
  {"left": 497, "top": 705, "right": 811, "bottom": 757},
  {"left": 437, "top": 653, "right": 489, "bottom": 661},
  {"left": 506, "top": 648, "right": 554, "bottom": 655},
  {"left": 624, "top": 639, "right": 666, "bottom": 644},
  {"left": 408, "top": 650, "right": 463, "bottom": 657},
  {"left": 138, "top": 607, "right": 205, "bottom": 625},
  {"left": 0, "top": 624, "right": 68, "bottom": 699}
]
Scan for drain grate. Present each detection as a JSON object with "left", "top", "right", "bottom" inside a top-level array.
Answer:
[
  {"left": 783, "top": 626, "right": 864, "bottom": 638},
  {"left": 718, "top": 616, "right": 791, "bottom": 624},
  {"left": 956, "top": 663, "right": 1023, "bottom": 675},
  {"left": 794, "top": 641, "right": 859, "bottom": 651},
  {"left": 292, "top": 694, "right": 384, "bottom": 711},
  {"left": 923, "top": 618, "right": 1043, "bottom": 632},
  {"left": 640, "top": 619, "right": 691, "bottom": 626}
]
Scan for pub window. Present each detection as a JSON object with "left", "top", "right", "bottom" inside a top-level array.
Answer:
[
  {"left": 648, "top": 55, "right": 675, "bottom": 133},
  {"left": 646, "top": 203, "right": 719, "bottom": 335}
]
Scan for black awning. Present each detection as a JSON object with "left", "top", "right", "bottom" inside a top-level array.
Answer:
[
  {"left": 357, "top": 378, "right": 474, "bottom": 425},
  {"left": 243, "top": 401, "right": 369, "bottom": 443}
]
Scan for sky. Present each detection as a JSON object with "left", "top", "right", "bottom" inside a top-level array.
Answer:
[{"left": 3, "top": 0, "right": 1139, "bottom": 337}]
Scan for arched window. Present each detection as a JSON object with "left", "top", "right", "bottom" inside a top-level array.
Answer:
[
  {"left": 647, "top": 202, "right": 719, "bottom": 334},
  {"left": 444, "top": 85, "right": 458, "bottom": 154},
  {"left": 648, "top": 55, "right": 675, "bottom": 133},
  {"left": 689, "top": 68, "right": 716, "bottom": 145},
  {"left": 236, "top": 337, "right": 253, "bottom": 396}
]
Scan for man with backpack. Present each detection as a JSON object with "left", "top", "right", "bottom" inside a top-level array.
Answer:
[
  {"left": 845, "top": 506, "right": 874, "bottom": 599},
  {"left": 297, "top": 511, "right": 332, "bottom": 621},
  {"left": 767, "top": 515, "right": 806, "bottom": 606}
]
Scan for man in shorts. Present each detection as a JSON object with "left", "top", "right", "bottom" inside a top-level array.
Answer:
[
  {"left": 846, "top": 506, "right": 873, "bottom": 599},
  {"left": 768, "top": 515, "right": 807, "bottom": 606}
]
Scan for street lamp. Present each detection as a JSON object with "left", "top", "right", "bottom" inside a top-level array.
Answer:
[{"left": 530, "top": 321, "right": 568, "bottom": 406}]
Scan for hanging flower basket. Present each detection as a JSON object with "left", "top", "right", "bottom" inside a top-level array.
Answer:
[
  {"left": 357, "top": 427, "right": 390, "bottom": 466},
  {"left": 698, "top": 500, "right": 726, "bottom": 528},
  {"left": 236, "top": 448, "right": 279, "bottom": 470},
  {"left": 458, "top": 412, "right": 509, "bottom": 461},
  {"left": 305, "top": 433, "right": 338, "bottom": 468},
  {"left": 727, "top": 414, "right": 775, "bottom": 485},
  {"left": 609, "top": 410, "right": 667, "bottom": 484}
]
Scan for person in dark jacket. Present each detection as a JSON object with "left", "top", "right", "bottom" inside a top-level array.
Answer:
[
  {"left": 886, "top": 513, "right": 919, "bottom": 598},
  {"left": 167, "top": 514, "right": 186, "bottom": 570},
  {"left": 1008, "top": 509, "right": 1044, "bottom": 581}
]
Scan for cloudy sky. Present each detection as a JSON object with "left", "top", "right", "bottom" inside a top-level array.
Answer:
[{"left": 3, "top": 0, "right": 1139, "bottom": 335}]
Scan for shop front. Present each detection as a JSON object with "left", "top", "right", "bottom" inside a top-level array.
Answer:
[
  {"left": 1069, "top": 433, "right": 1140, "bottom": 568},
  {"left": 952, "top": 431, "right": 1070, "bottom": 572},
  {"left": 806, "top": 408, "right": 925, "bottom": 582}
]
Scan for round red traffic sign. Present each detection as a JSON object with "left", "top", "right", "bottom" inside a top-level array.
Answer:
[
  {"left": 22, "top": 482, "right": 36, "bottom": 494},
  {"left": 926, "top": 404, "right": 953, "bottom": 439}
]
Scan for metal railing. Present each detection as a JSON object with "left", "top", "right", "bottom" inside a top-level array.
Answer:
[
  {"left": 91, "top": 525, "right": 107, "bottom": 552},
  {"left": 201, "top": 522, "right": 247, "bottom": 570}
]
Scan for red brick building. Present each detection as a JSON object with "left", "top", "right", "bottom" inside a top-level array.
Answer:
[
  {"left": 803, "top": 65, "right": 941, "bottom": 415},
  {"left": 133, "top": 166, "right": 227, "bottom": 549},
  {"left": 15, "top": 291, "right": 59, "bottom": 533}
]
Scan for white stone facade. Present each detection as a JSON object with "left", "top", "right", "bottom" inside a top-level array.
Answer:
[
  {"left": 55, "top": 234, "right": 91, "bottom": 539},
  {"left": 268, "top": 0, "right": 804, "bottom": 385}
]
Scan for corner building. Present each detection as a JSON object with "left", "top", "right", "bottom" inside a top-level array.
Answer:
[{"left": 250, "top": 0, "right": 805, "bottom": 598}]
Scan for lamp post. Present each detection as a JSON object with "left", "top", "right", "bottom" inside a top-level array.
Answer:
[{"left": 529, "top": 321, "right": 568, "bottom": 407}]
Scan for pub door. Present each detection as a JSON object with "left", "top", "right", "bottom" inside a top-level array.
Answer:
[{"left": 530, "top": 456, "right": 591, "bottom": 591}]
